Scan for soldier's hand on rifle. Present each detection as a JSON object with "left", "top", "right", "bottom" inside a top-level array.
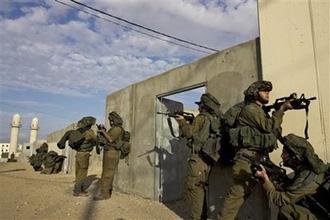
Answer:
[
  {"left": 280, "top": 100, "right": 293, "bottom": 112},
  {"left": 255, "top": 165, "right": 270, "bottom": 182},
  {"left": 97, "top": 129, "right": 106, "bottom": 135},
  {"left": 175, "top": 114, "right": 185, "bottom": 121}
]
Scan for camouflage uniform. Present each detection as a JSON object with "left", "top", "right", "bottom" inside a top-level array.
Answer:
[
  {"left": 73, "top": 116, "right": 97, "bottom": 195},
  {"left": 178, "top": 93, "right": 221, "bottom": 220},
  {"left": 263, "top": 134, "right": 327, "bottom": 220},
  {"left": 94, "top": 111, "right": 124, "bottom": 200},
  {"left": 219, "top": 81, "right": 285, "bottom": 219},
  {"left": 29, "top": 143, "right": 49, "bottom": 171}
]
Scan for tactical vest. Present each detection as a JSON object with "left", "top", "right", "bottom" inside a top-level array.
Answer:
[
  {"left": 102, "top": 127, "right": 131, "bottom": 159},
  {"left": 226, "top": 102, "right": 278, "bottom": 152},
  {"left": 102, "top": 126, "right": 124, "bottom": 151}
]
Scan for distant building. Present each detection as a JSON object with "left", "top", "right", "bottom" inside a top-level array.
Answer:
[
  {"left": 22, "top": 140, "right": 47, "bottom": 157},
  {"left": 0, "top": 143, "right": 10, "bottom": 158}
]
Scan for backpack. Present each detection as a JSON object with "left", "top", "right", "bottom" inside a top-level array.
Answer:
[
  {"left": 219, "top": 101, "right": 246, "bottom": 165},
  {"left": 120, "top": 130, "right": 131, "bottom": 159},
  {"left": 114, "top": 128, "right": 131, "bottom": 160},
  {"left": 199, "top": 112, "right": 222, "bottom": 166}
]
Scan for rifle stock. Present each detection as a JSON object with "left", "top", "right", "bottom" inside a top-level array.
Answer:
[{"left": 157, "top": 111, "right": 195, "bottom": 123}]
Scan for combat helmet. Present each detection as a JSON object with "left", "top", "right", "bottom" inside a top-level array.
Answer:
[
  {"left": 244, "top": 80, "right": 272, "bottom": 102},
  {"left": 77, "top": 116, "right": 96, "bottom": 128},
  {"left": 195, "top": 93, "right": 221, "bottom": 115},
  {"left": 282, "top": 134, "right": 327, "bottom": 174},
  {"left": 108, "top": 111, "right": 123, "bottom": 126},
  {"left": 39, "top": 142, "right": 49, "bottom": 153}
]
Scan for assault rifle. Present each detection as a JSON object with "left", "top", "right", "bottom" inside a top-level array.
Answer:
[
  {"left": 157, "top": 111, "right": 195, "bottom": 138},
  {"left": 95, "top": 124, "right": 106, "bottom": 154},
  {"left": 157, "top": 111, "right": 195, "bottom": 124},
  {"left": 299, "top": 180, "right": 330, "bottom": 219},
  {"left": 243, "top": 153, "right": 290, "bottom": 191},
  {"left": 263, "top": 93, "right": 316, "bottom": 139},
  {"left": 263, "top": 93, "right": 316, "bottom": 112}
]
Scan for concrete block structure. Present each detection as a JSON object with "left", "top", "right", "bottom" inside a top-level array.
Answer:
[{"left": 258, "top": 0, "right": 329, "bottom": 164}]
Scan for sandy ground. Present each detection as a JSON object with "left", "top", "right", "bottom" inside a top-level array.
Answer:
[{"left": 0, "top": 160, "right": 183, "bottom": 220}]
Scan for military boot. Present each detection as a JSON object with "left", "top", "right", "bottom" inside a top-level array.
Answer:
[
  {"left": 93, "top": 193, "right": 110, "bottom": 201},
  {"left": 73, "top": 191, "right": 89, "bottom": 197},
  {"left": 73, "top": 185, "right": 89, "bottom": 197}
]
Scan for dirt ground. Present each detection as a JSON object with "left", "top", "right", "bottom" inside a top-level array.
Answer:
[{"left": 0, "top": 160, "right": 183, "bottom": 220}]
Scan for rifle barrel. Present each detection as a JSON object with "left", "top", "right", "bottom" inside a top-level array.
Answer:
[{"left": 308, "top": 97, "right": 317, "bottom": 101}]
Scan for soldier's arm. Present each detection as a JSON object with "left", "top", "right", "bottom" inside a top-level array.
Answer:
[
  {"left": 240, "top": 104, "right": 284, "bottom": 133},
  {"left": 262, "top": 178, "right": 319, "bottom": 206},
  {"left": 98, "top": 127, "right": 122, "bottom": 143},
  {"left": 177, "top": 115, "right": 205, "bottom": 138}
]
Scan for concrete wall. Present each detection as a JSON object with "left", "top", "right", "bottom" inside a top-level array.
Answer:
[
  {"left": 106, "top": 39, "right": 267, "bottom": 219},
  {"left": 258, "top": 0, "right": 329, "bottom": 163}
]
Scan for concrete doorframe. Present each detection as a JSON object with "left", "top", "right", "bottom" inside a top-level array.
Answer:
[{"left": 154, "top": 83, "right": 206, "bottom": 202}]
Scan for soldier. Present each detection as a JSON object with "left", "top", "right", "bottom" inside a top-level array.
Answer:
[
  {"left": 218, "top": 81, "right": 292, "bottom": 219},
  {"left": 94, "top": 111, "right": 125, "bottom": 201},
  {"left": 175, "top": 93, "right": 221, "bottom": 220},
  {"left": 29, "top": 143, "right": 48, "bottom": 171},
  {"left": 73, "top": 116, "right": 97, "bottom": 197},
  {"left": 41, "top": 151, "right": 66, "bottom": 174},
  {"left": 255, "top": 134, "right": 328, "bottom": 220}
]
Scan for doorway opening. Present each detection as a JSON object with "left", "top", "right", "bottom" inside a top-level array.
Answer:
[{"left": 155, "top": 85, "right": 206, "bottom": 203}]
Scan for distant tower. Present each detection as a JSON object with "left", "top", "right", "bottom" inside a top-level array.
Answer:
[
  {"left": 9, "top": 113, "right": 21, "bottom": 155},
  {"left": 29, "top": 117, "right": 39, "bottom": 144}
]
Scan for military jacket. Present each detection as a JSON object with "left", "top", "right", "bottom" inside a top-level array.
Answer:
[
  {"left": 178, "top": 112, "right": 211, "bottom": 153},
  {"left": 238, "top": 102, "right": 284, "bottom": 133},
  {"left": 102, "top": 126, "right": 123, "bottom": 151},
  {"left": 79, "top": 129, "right": 97, "bottom": 152},
  {"left": 263, "top": 168, "right": 324, "bottom": 207}
]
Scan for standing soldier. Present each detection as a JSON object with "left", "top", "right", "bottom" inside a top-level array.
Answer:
[
  {"left": 94, "top": 111, "right": 124, "bottom": 201},
  {"left": 255, "top": 134, "right": 328, "bottom": 220},
  {"left": 175, "top": 93, "right": 221, "bottom": 220},
  {"left": 218, "top": 81, "right": 292, "bottom": 219},
  {"left": 73, "top": 116, "right": 97, "bottom": 197}
]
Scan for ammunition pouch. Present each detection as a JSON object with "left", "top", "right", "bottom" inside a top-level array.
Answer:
[{"left": 229, "top": 126, "right": 277, "bottom": 152}]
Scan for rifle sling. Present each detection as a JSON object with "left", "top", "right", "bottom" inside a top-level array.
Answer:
[
  {"left": 167, "top": 117, "right": 178, "bottom": 138},
  {"left": 304, "top": 102, "right": 310, "bottom": 139}
]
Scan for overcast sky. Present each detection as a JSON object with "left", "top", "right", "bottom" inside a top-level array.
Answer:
[{"left": 0, "top": 0, "right": 258, "bottom": 143}]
